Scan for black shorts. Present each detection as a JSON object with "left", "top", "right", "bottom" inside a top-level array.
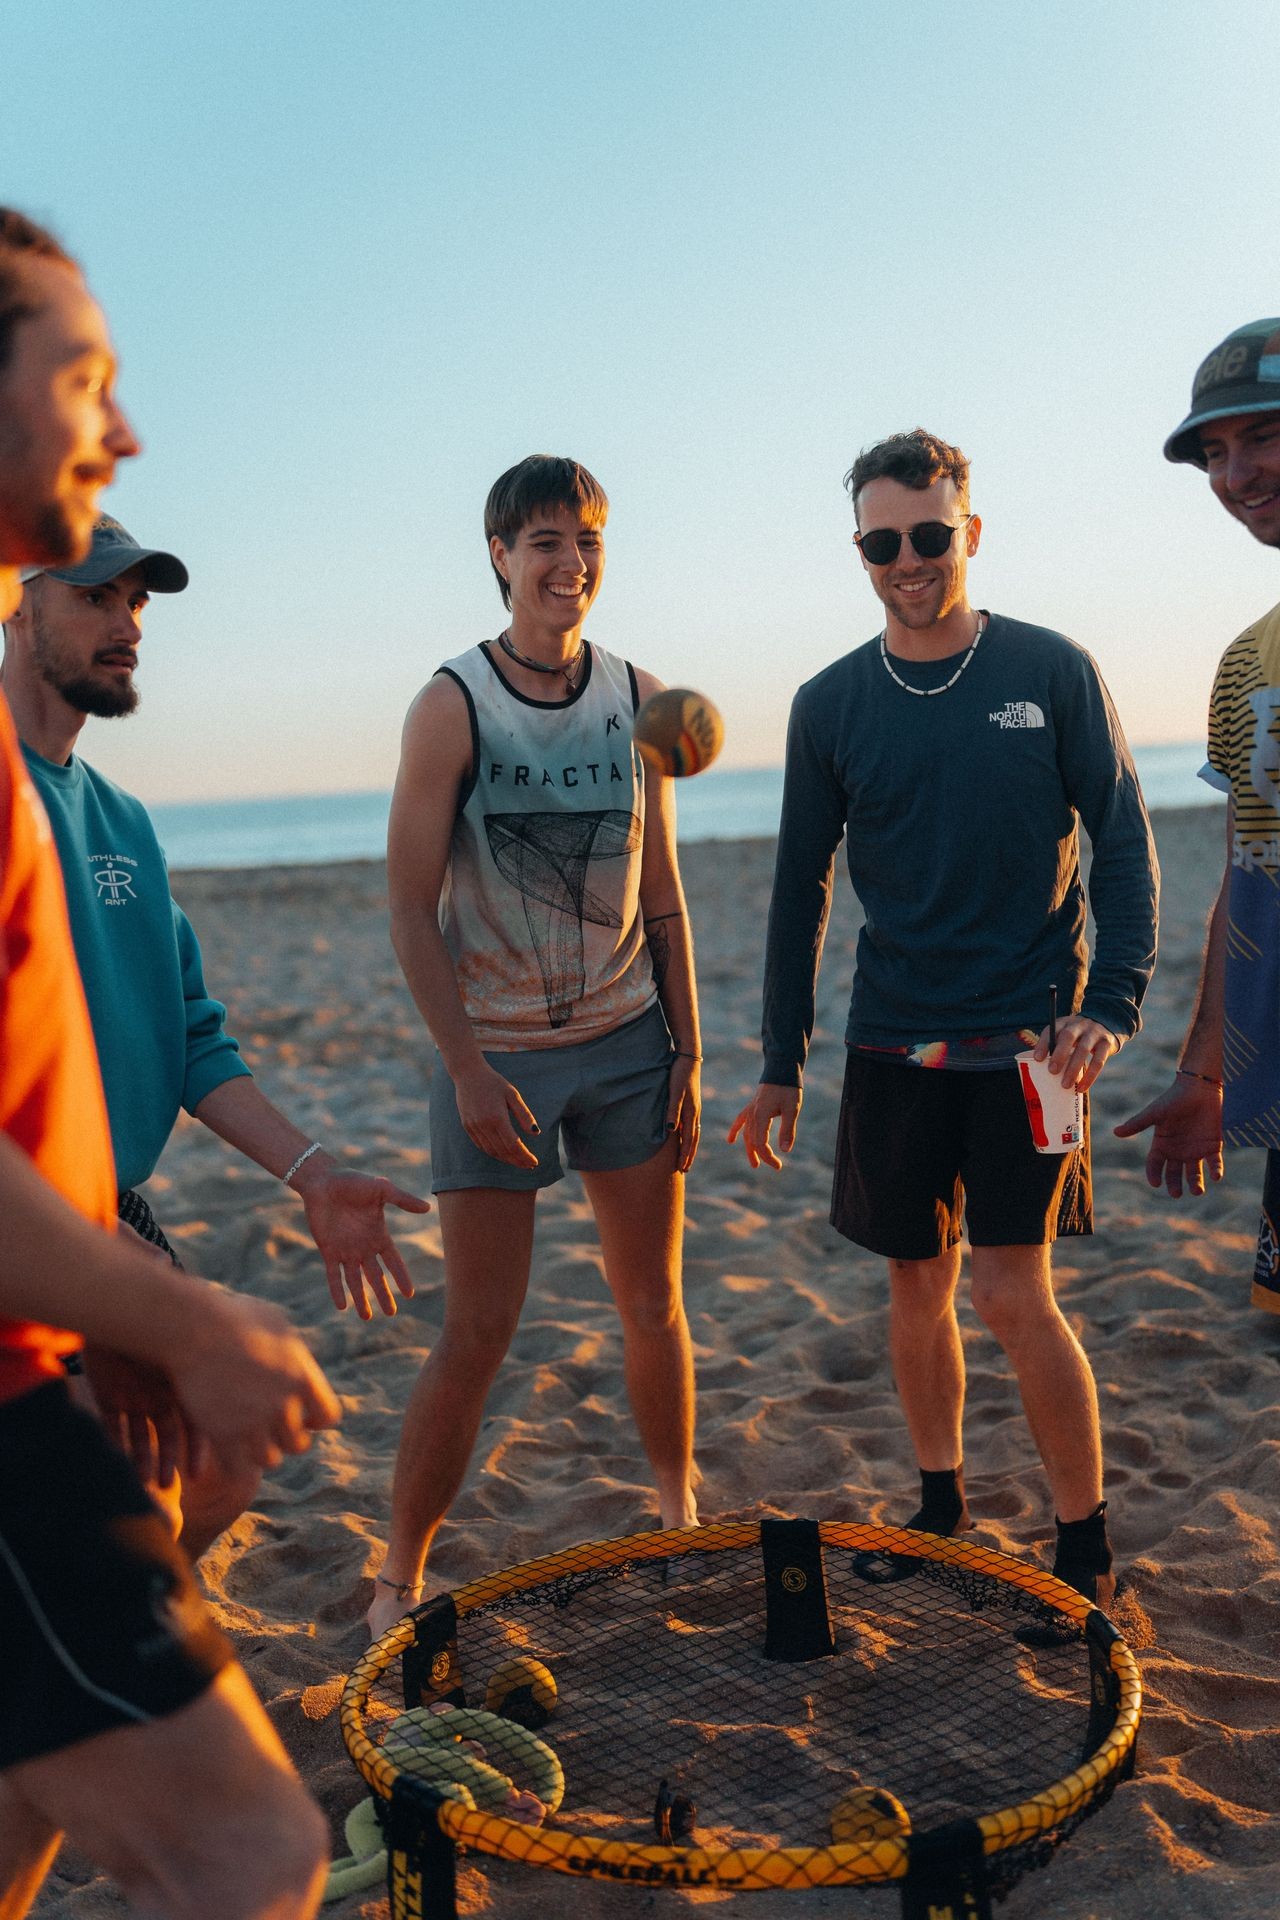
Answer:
[
  {"left": 1252, "top": 1149, "right": 1280, "bottom": 1313},
  {"left": 117, "top": 1188, "right": 182, "bottom": 1266},
  {"left": 831, "top": 1052, "right": 1093, "bottom": 1260},
  {"left": 0, "top": 1382, "right": 233, "bottom": 1772}
]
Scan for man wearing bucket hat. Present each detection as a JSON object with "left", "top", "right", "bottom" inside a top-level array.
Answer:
[
  {"left": 1, "top": 512, "right": 431, "bottom": 1548},
  {"left": 1117, "top": 320, "right": 1280, "bottom": 1313}
]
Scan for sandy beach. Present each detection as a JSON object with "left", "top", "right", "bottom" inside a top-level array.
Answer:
[{"left": 32, "top": 802, "right": 1280, "bottom": 1920}]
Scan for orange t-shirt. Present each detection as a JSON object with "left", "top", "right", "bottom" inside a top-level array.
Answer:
[{"left": 0, "top": 690, "right": 117, "bottom": 1400}]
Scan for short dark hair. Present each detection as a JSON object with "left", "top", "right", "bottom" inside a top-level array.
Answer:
[
  {"left": 484, "top": 456, "right": 609, "bottom": 609},
  {"left": 0, "top": 208, "right": 78, "bottom": 375},
  {"left": 844, "top": 428, "right": 970, "bottom": 522}
]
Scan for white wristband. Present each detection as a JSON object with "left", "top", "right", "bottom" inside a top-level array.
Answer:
[{"left": 282, "top": 1141, "right": 323, "bottom": 1186}]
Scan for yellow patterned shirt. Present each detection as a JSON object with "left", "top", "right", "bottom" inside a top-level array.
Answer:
[{"left": 1204, "top": 601, "right": 1280, "bottom": 1149}]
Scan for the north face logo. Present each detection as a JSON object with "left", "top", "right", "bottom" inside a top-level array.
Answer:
[{"left": 989, "top": 701, "right": 1045, "bottom": 729}]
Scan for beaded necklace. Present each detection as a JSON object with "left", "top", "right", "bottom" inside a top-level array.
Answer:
[{"left": 878, "top": 611, "right": 987, "bottom": 697}]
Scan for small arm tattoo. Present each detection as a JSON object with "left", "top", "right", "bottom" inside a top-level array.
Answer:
[{"left": 646, "top": 918, "right": 672, "bottom": 988}]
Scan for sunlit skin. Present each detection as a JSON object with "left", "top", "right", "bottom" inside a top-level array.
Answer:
[
  {"left": 0, "top": 257, "right": 139, "bottom": 617},
  {"left": 1201, "top": 410, "right": 1280, "bottom": 548},
  {"left": 489, "top": 505, "right": 606, "bottom": 666},
  {"left": 853, "top": 473, "right": 981, "bottom": 658}
]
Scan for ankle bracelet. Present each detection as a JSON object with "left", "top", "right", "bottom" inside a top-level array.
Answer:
[{"left": 375, "top": 1573, "right": 423, "bottom": 1600}]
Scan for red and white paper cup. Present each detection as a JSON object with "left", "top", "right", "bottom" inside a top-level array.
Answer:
[{"left": 1016, "top": 1050, "right": 1084, "bottom": 1154}]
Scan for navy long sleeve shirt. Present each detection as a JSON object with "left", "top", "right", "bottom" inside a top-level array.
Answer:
[{"left": 760, "top": 614, "right": 1159, "bottom": 1086}]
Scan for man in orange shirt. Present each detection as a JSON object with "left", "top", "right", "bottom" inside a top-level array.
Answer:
[{"left": 0, "top": 209, "right": 337, "bottom": 1920}]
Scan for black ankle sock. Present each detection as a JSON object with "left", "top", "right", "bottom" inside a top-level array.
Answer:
[
  {"left": 905, "top": 1466, "right": 969, "bottom": 1536},
  {"left": 1051, "top": 1500, "right": 1113, "bottom": 1600}
]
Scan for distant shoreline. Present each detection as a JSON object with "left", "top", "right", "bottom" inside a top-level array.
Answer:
[{"left": 151, "top": 751, "right": 1220, "bottom": 874}]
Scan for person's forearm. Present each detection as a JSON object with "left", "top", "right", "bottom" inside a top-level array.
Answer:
[
  {"left": 1079, "top": 809, "right": 1159, "bottom": 1039},
  {"left": 759, "top": 701, "right": 844, "bottom": 1086},
  {"left": 645, "top": 906, "right": 700, "bottom": 1056},
  {"left": 193, "top": 1076, "right": 329, "bottom": 1184},
  {"left": 1179, "top": 874, "right": 1229, "bottom": 1079},
  {"left": 1064, "top": 667, "right": 1159, "bottom": 1039},
  {"left": 390, "top": 902, "right": 487, "bottom": 1080},
  {"left": 760, "top": 841, "right": 834, "bottom": 1086},
  {"left": 0, "top": 1137, "right": 215, "bottom": 1362}
]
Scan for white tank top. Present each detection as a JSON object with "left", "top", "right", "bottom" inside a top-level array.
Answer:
[{"left": 436, "top": 641, "right": 657, "bottom": 1050}]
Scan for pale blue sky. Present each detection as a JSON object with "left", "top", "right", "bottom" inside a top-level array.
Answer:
[{"left": 4, "top": 0, "right": 1278, "bottom": 801}]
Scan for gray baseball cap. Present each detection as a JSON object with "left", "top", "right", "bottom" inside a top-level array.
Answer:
[
  {"left": 1165, "top": 317, "right": 1280, "bottom": 467},
  {"left": 19, "top": 513, "right": 188, "bottom": 591}
]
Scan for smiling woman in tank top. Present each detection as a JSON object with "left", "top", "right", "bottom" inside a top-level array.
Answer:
[{"left": 369, "top": 456, "right": 701, "bottom": 1636}]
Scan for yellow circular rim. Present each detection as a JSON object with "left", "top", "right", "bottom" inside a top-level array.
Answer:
[{"left": 341, "top": 1520, "right": 1141, "bottom": 1890}]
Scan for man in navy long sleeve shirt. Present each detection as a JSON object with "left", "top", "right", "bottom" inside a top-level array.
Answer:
[{"left": 731, "top": 429, "right": 1158, "bottom": 1607}]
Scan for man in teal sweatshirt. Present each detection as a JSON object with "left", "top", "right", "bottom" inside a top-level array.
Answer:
[{"left": 1, "top": 513, "right": 429, "bottom": 1550}]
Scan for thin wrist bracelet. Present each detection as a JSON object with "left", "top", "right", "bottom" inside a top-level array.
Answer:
[
  {"left": 1177, "top": 1067, "right": 1223, "bottom": 1087},
  {"left": 674, "top": 1050, "right": 702, "bottom": 1060},
  {"left": 282, "top": 1141, "right": 324, "bottom": 1184}
]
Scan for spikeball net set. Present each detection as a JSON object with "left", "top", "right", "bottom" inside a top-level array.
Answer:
[{"left": 334, "top": 1518, "right": 1141, "bottom": 1918}]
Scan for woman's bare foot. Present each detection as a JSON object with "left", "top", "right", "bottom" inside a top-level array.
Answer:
[
  {"left": 366, "top": 1572, "right": 424, "bottom": 1642},
  {"left": 657, "top": 1485, "right": 699, "bottom": 1531}
]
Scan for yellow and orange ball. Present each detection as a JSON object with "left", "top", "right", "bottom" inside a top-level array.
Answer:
[{"left": 633, "top": 689, "right": 724, "bottom": 778}]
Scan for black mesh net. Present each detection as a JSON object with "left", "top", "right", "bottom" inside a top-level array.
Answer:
[{"left": 340, "top": 1521, "right": 1140, "bottom": 1917}]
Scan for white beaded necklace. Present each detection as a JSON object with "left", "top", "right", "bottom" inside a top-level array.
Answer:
[{"left": 879, "top": 611, "right": 987, "bottom": 697}]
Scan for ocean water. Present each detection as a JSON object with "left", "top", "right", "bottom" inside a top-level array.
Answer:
[{"left": 151, "top": 743, "right": 1217, "bottom": 872}]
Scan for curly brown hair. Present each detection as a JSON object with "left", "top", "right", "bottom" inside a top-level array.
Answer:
[{"left": 844, "top": 428, "right": 970, "bottom": 522}]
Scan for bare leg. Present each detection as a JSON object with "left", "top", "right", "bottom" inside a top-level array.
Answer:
[
  {"left": 0, "top": 1783, "right": 60, "bottom": 1920},
  {"left": 888, "top": 1248, "right": 965, "bottom": 1471},
  {"left": 368, "top": 1188, "right": 537, "bottom": 1639},
  {"left": 2, "top": 1664, "right": 326, "bottom": 1920},
  {"left": 581, "top": 1136, "right": 698, "bottom": 1530},
  {"left": 969, "top": 1242, "right": 1114, "bottom": 1604},
  {"left": 177, "top": 1458, "right": 263, "bottom": 1562},
  {"left": 144, "top": 1458, "right": 262, "bottom": 1561}
]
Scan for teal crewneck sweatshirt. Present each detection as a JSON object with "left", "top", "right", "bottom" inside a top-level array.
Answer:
[{"left": 22, "top": 745, "right": 250, "bottom": 1191}]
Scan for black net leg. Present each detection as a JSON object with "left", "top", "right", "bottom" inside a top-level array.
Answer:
[
  {"left": 384, "top": 1776, "right": 458, "bottom": 1920},
  {"left": 403, "top": 1596, "right": 466, "bottom": 1708},
  {"left": 901, "top": 1818, "right": 993, "bottom": 1920},
  {"left": 760, "top": 1517, "right": 836, "bottom": 1659}
]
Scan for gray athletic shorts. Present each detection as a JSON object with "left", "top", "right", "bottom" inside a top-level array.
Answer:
[{"left": 429, "top": 1002, "right": 673, "bottom": 1193}]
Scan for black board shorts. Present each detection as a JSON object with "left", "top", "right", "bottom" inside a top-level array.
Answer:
[
  {"left": 831, "top": 1051, "right": 1093, "bottom": 1259},
  {"left": 0, "top": 1381, "right": 233, "bottom": 1772},
  {"left": 1252, "top": 1149, "right": 1280, "bottom": 1313}
]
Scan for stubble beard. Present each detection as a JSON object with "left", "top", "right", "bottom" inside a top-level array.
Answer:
[
  {"left": 32, "top": 620, "right": 140, "bottom": 720},
  {"left": 885, "top": 577, "right": 946, "bottom": 630}
]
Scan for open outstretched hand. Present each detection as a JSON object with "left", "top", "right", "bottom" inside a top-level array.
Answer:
[
  {"left": 1114, "top": 1075, "right": 1224, "bottom": 1198},
  {"left": 296, "top": 1167, "right": 431, "bottom": 1319}
]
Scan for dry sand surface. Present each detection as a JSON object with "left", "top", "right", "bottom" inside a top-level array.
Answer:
[{"left": 33, "top": 804, "right": 1280, "bottom": 1920}]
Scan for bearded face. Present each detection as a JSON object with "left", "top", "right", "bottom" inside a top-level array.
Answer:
[{"left": 26, "top": 569, "right": 147, "bottom": 719}]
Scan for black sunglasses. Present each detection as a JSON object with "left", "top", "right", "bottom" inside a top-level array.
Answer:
[{"left": 854, "top": 518, "right": 972, "bottom": 566}]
